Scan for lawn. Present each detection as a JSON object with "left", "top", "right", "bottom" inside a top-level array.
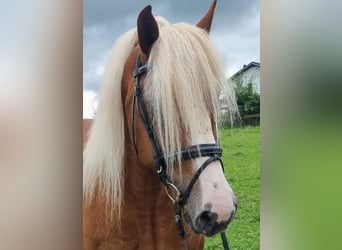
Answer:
[{"left": 204, "top": 126, "right": 260, "bottom": 250}]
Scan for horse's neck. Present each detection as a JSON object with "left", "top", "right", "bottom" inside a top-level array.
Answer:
[{"left": 122, "top": 150, "right": 174, "bottom": 233}]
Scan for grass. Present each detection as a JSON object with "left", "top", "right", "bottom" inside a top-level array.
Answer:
[{"left": 204, "top": 126, "right": 260, "bottom": 250}]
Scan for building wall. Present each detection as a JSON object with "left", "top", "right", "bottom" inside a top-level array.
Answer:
[{"left": 241, "top": 66, "right": 260, "bottom": 94}]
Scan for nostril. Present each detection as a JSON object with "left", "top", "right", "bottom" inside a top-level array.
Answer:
[
  {"left": 195, "top": 211, "right": 218, "bottom": 232},
  {"left": 198, "top": 211, "right": 211, "bottom": 225}
]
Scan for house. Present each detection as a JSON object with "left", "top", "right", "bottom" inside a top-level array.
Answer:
[{"left": 230, "top": 62, "right": 260, "bottom": 94}]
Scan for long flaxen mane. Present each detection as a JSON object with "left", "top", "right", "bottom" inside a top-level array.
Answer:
[{"left": 83, "top": 17, "right": 237, "bottom": 214}]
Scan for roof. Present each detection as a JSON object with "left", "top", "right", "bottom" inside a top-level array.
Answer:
[{"left": 231, "top": 62, "right": 260, "bottom": 79}]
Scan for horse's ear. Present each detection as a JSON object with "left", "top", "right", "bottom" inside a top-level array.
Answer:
[
  {"left": 196, "top": 0, "right": 217, "bottom": 33},
  {"left": 137, "top": 5, "right": 159, "bottom": 56}
]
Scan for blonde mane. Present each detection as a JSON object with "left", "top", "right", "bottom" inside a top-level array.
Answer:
[
  {"left": 83, "top": 28, "right": 137, "bottom": 211},
  {"left": 83, "top": 17, "right": 237, "bottom": 214}
]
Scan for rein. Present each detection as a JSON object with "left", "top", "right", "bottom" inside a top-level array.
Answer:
[{"left": 132, "top": 54, "right": 230, "bottom": 250}]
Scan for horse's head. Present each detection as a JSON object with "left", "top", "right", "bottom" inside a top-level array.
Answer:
[{"left": 122, "top": 0, "right": 237, "bottom": 237}]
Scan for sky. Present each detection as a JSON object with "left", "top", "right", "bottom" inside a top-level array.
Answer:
[{"left": 83, "top": 0, "right": 260, "bottom": 118}]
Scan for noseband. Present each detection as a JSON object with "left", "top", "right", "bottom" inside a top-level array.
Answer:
[{"left": 132, "top": 55, "right": 230, "bottom": 250}]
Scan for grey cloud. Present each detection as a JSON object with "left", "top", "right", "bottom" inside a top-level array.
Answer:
[
  {"left": 84, "top": 0, "right": 258, "bottom": 28},
  {"left": 83, "top": 0, "right": 259, "bottom": 92}
]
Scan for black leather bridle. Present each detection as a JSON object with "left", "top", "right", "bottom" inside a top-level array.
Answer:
[{"left": 131, "top": 54, "right": 230, "bottom": 250}]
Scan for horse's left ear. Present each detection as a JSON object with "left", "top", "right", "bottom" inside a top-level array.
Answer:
[
  {"left": 196, "top": 0, "right": 217, "bottom": 33},
  {"left": 137, "top": 5, "right": 159, "bottom": 56}
]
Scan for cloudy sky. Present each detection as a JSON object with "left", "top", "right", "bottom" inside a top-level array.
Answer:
[{"left": 83, "top": 0, "right": 259, "bottom": 118}]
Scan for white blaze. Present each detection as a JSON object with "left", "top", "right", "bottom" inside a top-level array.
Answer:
[{"left": 194, "top": 114, "right": 236, "bottom": 222}]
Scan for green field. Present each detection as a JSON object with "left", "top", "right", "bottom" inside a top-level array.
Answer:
[{"left": 204, "top": 126, "right": 260, "bottom": 250}]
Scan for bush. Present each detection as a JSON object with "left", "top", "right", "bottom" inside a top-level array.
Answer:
[{"left": 233, "top": 75, "right": 260, "bottom": 117}]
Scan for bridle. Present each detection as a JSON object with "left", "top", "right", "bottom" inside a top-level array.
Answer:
[{"left": 131, "top": 54, "right": 230, "bottom": 250}]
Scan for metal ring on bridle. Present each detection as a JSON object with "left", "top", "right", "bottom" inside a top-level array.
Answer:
[{"left": 165, "top": 182, "right": 181, "bottom": 202}]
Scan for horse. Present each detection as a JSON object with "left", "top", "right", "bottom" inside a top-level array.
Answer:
[{"left": 83, "top": 1, "right": 238, "bottom": 249}]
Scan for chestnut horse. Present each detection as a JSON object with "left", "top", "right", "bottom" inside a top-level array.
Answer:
[{"left": 83, "top": 1, "right": 237, "bottom": 249}]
